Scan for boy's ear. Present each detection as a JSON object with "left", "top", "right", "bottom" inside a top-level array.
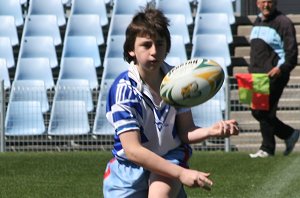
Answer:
[{"left": 129, "top": 51, "right": 135, "bottom": 57}]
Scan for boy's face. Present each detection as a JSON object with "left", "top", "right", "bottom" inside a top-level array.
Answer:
[{"left": 129, "top": 34, "right": 167, "bottom": 71}]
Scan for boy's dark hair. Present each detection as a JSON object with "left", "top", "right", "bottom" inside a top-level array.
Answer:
[{"left": 123, "top": 4, "right": 171, "bottom": 63}]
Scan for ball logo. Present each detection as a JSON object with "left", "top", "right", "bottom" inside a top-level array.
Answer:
[
  {"left": 160, "top": 58, "right": 225, "bottom": 107},
  {"left": 181, "top": 81, "right": 200, "bottom": 99}
]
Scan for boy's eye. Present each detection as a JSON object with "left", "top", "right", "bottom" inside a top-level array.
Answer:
[{"left": 142, "top": 42, "right": 153, "bottom": 49}]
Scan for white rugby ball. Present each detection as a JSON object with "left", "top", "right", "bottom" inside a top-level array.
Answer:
[{"left": 160, "top": 58, "right": 225, "bottom": 107}]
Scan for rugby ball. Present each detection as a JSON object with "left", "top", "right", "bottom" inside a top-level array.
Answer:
[{"left": 160, "top": 58, "right": 224, "bottom": 107}]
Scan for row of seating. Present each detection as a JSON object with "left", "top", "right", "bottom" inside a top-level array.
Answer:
[{"left": 1, "top": 0, "right": 235, "bottom": 136}]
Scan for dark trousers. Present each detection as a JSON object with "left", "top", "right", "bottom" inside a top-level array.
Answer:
[{"left": 251, "top": 73, "right": 294, "bottom": 155}]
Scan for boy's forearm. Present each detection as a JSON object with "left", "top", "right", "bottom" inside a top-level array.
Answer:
[{"left": 126, "top": 145, "right": 184, "bottom": 180}]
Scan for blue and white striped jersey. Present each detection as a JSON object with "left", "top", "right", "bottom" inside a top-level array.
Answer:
[{"left": 106, "top": 62, "right": 189, "bottom": 160}]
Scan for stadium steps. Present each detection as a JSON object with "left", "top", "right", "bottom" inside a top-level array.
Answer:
[{"left": 231, "top": 132, "right": 300, "bottom": 152}]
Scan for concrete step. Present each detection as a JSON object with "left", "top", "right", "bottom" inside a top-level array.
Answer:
[
  {"left": 231, "top": 55, "right": 300, "bottom": 67},
  {"left": 235, "top": 15, "right": 300, "bottom": 26},
  {"left": 230, "top": 111, "right": 300, "bottom": 131},
  {"left": 232, "top": 66, "right": 300, "bottom": 76},
  {"left": 237, "top": 24, "right": 300, "bottom": 36},
  {"left": 234, "top": 46, "right": 300, "bottom": 57},
  {"left": 230, "top": 132, "right": 300, "bottom": 152}
]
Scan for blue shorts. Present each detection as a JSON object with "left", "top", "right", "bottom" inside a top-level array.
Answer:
[{"left": 103, "top": 144, "right": 192, "bottom": 198}]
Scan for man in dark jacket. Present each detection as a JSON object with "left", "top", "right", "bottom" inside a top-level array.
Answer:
[{"left": 249, "top": 0, "right": 299, "bottom": 158}]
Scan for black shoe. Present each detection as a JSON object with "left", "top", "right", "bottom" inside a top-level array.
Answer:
[{"left": 284, "top": 130, "right": 300, "bottom": 156}]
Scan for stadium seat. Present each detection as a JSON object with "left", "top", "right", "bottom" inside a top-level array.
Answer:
[
  {"left": 191, "top": 99, "right": 223, "bottom": 128},
  {"left": 10, "top": 80, "right": 49, "bottom": 113},
  {"left": 100, "top": 78, "right": 114, "bottom": 101},
  {"left": 196, "top": 0, "right": 236, "bottom": 24},
  {"left": 0, "top": 37, "right": 15, "bottom": 68},
  {"left": 14, "top": 58, "right": 54, "bottom": 89},
  {"left": 20, "top": 36, "right": 58, "bottom": 68},
  {"left": 167, "top": 35, "right": 187, "bottom": 64},
  {"left": 5, "top": 101, "right": 45, "bottom": 136},
  {"left": 0, "top": 59, "right": 11, "bottom": 89},
  {"left": 164, "top": 57, "right": 182, "bottom": 67},
  {"left": 102, "top": 57, "right": 130, "bottom": 79},
  {"left": 100, "top": 58, "right": 129, "bottom": 104},
  {"left": 104, "top": 35, "right": 125, "bottom": 61},
  {"left": 112, "top": 0, "right": 148, "bottom": 15},
  {"left": 24, "top": 15, "right": 62, "bottom": 46},
  {"left": 106, "top": 14, "right": 132, "bottom": 41},
  {"left": 48, "top": 100, "right": 90, "bottom": 135},
  {"left": 59, "top": 57, "right": 98, "bottom": 90},
  {"left": 191, "top": 34, "right": 231, "bottom": 67},
  {"left": 63, "top": 36, "right": 101, "bottom": 67},
  {"left": 0, "top": 16, "right": 19, "bottom": 46},
  {"left": 71, "top": 0, "right": 108, "bottom": 26},
  {"left": 0, "top": 0, "right": 24, "bottom": 26},
  {"left": 28, "top": 0, "right": 66, "bottom": 26},
  {"left": 54, "top": 79, "right": 94, "bottom": 112},
  {"left": 66, "top": 14, "right": 104, "bottom": 46},
  {"left": 193, "top": 13, "right": 233, "bottom": 44},
  {"left": 93, "top": 100, "right": 115, "bottom": 135},
  {"left": 157, "top": 0, "right": 193, "bottom": 25},
  {"left": 165, "top": 14, "right": 190, "bottom": 44}
]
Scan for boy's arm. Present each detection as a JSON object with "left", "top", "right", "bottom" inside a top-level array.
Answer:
[
  {"left": 119, "top": 130, "right": 213, "bottom": 189},
  {"left": 175, "top": 111, "right": 239, "bottom": 144}
]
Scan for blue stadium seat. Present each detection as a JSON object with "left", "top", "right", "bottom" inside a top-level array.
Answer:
[
  {"left": 10, "top": 80, "right": 49, "bottom": 113},
  {"left": 28, "top": 0, "right": 66, "bottom": 26},
  {"left": 20, "top": 36, "right": 58, "bottom": 68},
  {"left": 106, "top": 14, "right": 132, "bottom": 41},
  {"left": 24, "top": 15, "right": 62, "bottom": 46},
  {"left": 71, "top": 0, "right": 108, "bottom": 26},
  {"left": 167, "top": 35, "right": 187, "bottom": 64},
  {"left": 54, "top": 79, "right": 94, "bottom": 112},
  {"left": 197, "top": 0, "right": 235, "bottom": 24},
  {"left": 66, "top": 14, "right": 104, "bottom": 46},
  {"left": 157, "top": 0, "right": 193, "bottom": 25},
  {"left": 48, "top": 100, "right": 90, "bottom": 135},
  {"left": 0, "top": 37, "right": 15, "bottom": 68},
  {"left": 193, "top": 13, "right": 233, "bottom": 44},
  {"left": 5, "top": 101, "right": 45, "bottom": 136},
  {"left": 0, "top": 16, "right": 19, "bottom": 46},
  {"left": 164, "top": 57, "right": 182, "bottom": 67},
  {"left": 104, "top": 35, "right": 125, "bottom": 61},
  {"left": 99, "top": 78, "right": 114, "bottom": 102},
  {"left": 102, "top": 57, "right": 130, "bottom": 79},
  {"left": 63, "top": 36, "right": 101, "bottom": 67},
  {"left": 112, "top": 0, "right": 148, "bottom": 15},
  {"left": 191, "top": 99, "right": 223, "bottom": 128},
  {"left": 166, "top": 14, "right": 190, "bottom": 44},
  {"left": 0, "top": 0, "right": 24, "bottom": 26},
  {"left": 0, "top": 59, "right": 11, "bottom": 89},
  {"left": 191, "top": 34, "right": 231, "bottom": 67},
  {"left": 59, "top": 57, "right": 98, "bottom": 90},
  {"left": 93, "top": 100, "right": 115, "bottom": 135},
  {"left": 14, "top": 58, "right": 54, "bottom": 89}
]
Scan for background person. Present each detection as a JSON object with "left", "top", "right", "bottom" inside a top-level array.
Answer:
[{"left": 249, "top": 0, "right": 299, "bottom": 158}]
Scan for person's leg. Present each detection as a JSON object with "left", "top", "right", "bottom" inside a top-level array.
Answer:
[
  {"left": 269, "top": 74, "right": 294, "bottom": 139},
  {"left": 251, "top": 74, "right": 292, "bottom": 155},
  {"left": 251, "top": 109, "right": 276, "bottom": 155},
  {"left": 148, "top": 144, "right": 191, "bottom": 198},
  {"left": 103, "top": 158, "right": 149, "bottom": 198},
  {"left": 148, "top": 173, "right": 184, "bottom": 198}
]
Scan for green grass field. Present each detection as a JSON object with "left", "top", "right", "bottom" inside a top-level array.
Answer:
[{"left": 0, "top": 151, "right": 300, "bottom": 198}]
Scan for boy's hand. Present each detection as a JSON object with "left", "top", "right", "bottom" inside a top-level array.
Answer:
[
  {"left": 179, "top": 169, "right": 213, "bottom": 190},
  {"left": 210, "top": 119, "right": 239, "bottom": 137}
]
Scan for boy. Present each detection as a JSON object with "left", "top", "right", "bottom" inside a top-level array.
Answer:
[{"left": 103, "top": 4, "right": 239, "bottom": 198}]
